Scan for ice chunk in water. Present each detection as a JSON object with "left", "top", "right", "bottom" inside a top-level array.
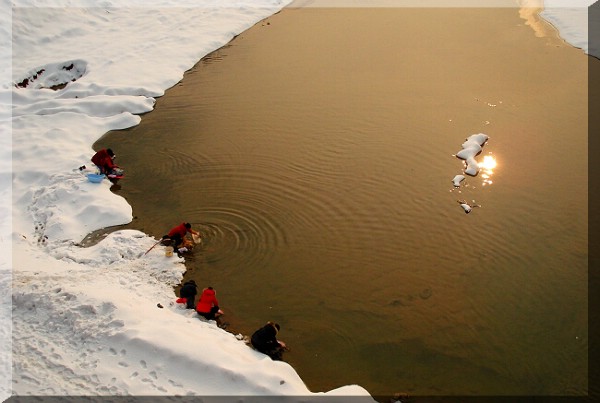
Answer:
[
  {"left": 452, "top": 174, "right": 465, "bottom": 187},
  {"left": 456, "top": 133, "right": 489, "bottom": 176}
]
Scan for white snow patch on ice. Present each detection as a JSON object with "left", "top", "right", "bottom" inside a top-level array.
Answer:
[{"left": 455, "top": 133, "right": 489, "bottom": 177}]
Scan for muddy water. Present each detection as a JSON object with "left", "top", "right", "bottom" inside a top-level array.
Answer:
[{"left": 96, "top": 6, "right": 589, "bottom": 396}]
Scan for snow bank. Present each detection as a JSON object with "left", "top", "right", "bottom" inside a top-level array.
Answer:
[
  {"left": 2, "top": 1, "right": 374, "bottom": 400},
  {"left": 540, "top": 0, "right": 597, "bottom": 57}
]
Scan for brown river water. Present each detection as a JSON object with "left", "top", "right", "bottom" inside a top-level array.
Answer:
[{"left": 94, "top": 5, "right": 590, "bottom": 397}]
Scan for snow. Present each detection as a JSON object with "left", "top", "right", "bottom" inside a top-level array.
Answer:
[
  {"left": 452, "top": 175, "right": 465, "bottom": 188},
  {"left": 1, "top": 0, "right": 375, "bottom": 400},
  {"left": 540, "top": 0, "right": 597, "bottom": 58},
  {"left": 459, "top": 203, "right": 472, "bottom": 214},
  {"left": 518, "top": 0, "right": 597, "bottom": 58},
  {"left": 0, "top": 0, "right": 591, "bottom": 399},
  {"left": 452, "top": 134, "right": 488, "bottom": 214},
  {"left": 455, "top": 133, "right": 489, "bottom": 177}
]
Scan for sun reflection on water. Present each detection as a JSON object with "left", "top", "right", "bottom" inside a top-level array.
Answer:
[{"left": 480, "top": 155, "right": 496, "bottom": 186}]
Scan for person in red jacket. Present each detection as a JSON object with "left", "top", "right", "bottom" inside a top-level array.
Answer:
[
  {"left": 164, "top": 222, "right": 199, "bottom": 252},
  {"left": 196, "top": 287, "right": 223, "bottom": 320},
  {"left": 91, "top": 148, "right": 117, "bottom": 174}
]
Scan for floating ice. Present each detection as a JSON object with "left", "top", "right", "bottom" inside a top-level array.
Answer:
[
  {"left": 459, "top": 203, "right": 472, "bottom": 214},
  {"left": 455, "top": 133, "right": 489, "bottom": 176},
  {"left": 457, "top": 199, "right": 481, "bottom": 214},
  {"left": 452, "top": 174, "right": 465, "bottom": 187}
]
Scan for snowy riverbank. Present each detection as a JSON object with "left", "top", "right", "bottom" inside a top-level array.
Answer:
[
  {"left": 1, "top": 1, "right": 376, "bottom": 399},
  {"left": 1, "top": 0, "right": 593, "bottom": 400}
]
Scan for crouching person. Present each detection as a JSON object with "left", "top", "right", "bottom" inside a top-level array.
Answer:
[
  {"left": 196, "top": 286, "right": 223, "bottom": 320},
  {"left": 179, "top": 280, "right": 197, "bottom": 310},
  {"left": 251, "top": 321, "right": 287, "bottom": 361}
]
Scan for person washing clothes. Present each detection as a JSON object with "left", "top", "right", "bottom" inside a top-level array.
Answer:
[
  {"left": 179, "top": 280, "right": 198, "bottom": 310},
  {"left": 251, "top": 321, "right": 287, "bottom": 361},
  {"left": 163, "top": 222, "right": 200, "bottom": 253},
  {"left": 91, "top": 148, "right": 120, "bottom": 175},
  {"left": 196, "top": 286, "right": 223, "bottom": 321}
]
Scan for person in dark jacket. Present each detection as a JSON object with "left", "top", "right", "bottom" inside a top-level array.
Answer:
[
  {"left": 251, "top": 321, "right": 287, "bottom": 361},
  {"left": 179, "top": 280, "right": 197, "bottom": 309},
  {"left": 196, "top": 287, "right": 223, "bottom": 320},
  {"left": 91, "top": 148, "right": 117, "bottom": 174}
]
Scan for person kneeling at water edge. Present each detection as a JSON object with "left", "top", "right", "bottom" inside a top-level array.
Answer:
[
  {"left": 251, "top": 321, "right": 287, "bottom": 361},
  {"left": 163, "top": 222, "right": 199, "bottom": 253},
  {"left": 196, "top": 287, "right": 223, "bottom": 320},
  {"left": 91, "top": 148, "right": 122, "bottom": 176},
  {"left": 179, "top": 280, "right": 198, "bottom": 310}
]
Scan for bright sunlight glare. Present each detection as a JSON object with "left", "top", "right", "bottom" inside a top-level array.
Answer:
[
  {"left": 480, "top": 155, "right": 496, "bottom": 186},
  {"left": 481, "top": 155, "right": 497, "bottom": 170}
]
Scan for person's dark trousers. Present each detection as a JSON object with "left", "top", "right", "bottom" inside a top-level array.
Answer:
[{"left": 197, "top": 306, "right": 219, "bottom": 320}]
